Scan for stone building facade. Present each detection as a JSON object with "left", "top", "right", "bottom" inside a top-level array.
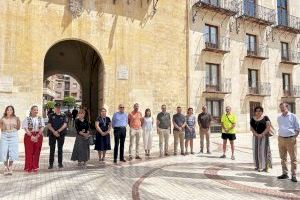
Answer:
[
  {"left": 189, "top": 0, "right": 300, "bottom": 132},
  {"left": 51, "top": 74, "right": 82, "bottom": 104},
  {"left": 0, "top": 0, "right": 300, "bottom": 132},
  {"left": 0, "top": 0, "right": 188, "bottom": 123}
]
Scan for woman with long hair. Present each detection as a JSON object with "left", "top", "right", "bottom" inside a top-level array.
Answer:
[
  {"left": 142, "top": 108, "right": 154, "bottom": 157},
  {"left": 0, "top": 106, "right": 20, "bottom": 175},
  {"left": 250, "top": 106, "right": 272, "bottom": 172},
  {"left": 22, "top": 106, "right": 45, "bottom": 172}
]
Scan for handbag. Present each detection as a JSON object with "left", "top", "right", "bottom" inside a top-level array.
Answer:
[
  {"left": 267, "top": 124, "right": 275, "bottom": 137},
  {"left": 264, "top": 116, "right": 275, "bottom": 137},
  {"left": 89, "top": 134, "right": 96, "bottom": 145},
  {"left": 254, "top": 116, "right": 275, "bottom": 137},
  {"left": 88, "top": 128, "right": 97, "bottom": 145}
]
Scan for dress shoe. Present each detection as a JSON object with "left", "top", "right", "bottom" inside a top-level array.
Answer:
[
  {"left": 277, "top": 174, "right": 289, "bottom": 179},
  {"left": 135, "top": 156, "right": 142, "bottom": 160},
  {"left": 291, "top": 176, "right": 298, "bottom": 182}
]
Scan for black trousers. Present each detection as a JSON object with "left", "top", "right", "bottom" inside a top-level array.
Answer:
[
  {"left": 114, "top": 127, "right": 126, "bottom": 161},
  {"left": 49, "top": 134, "right": 65, "bottom": 165}
]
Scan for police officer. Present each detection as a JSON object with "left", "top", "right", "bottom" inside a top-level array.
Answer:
[{"left": 47, "top": 103, "right": 68, "bottom": 169}]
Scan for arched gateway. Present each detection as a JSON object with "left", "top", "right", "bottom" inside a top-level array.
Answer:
[{"left": 43, "top": 39, "right": 104, "bottom": 124}]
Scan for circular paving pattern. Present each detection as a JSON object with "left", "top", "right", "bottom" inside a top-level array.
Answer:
[
  {"left": 204, "top": 166, "right": 300, "bottom": 200},
  {"left": 132, "top": 161, "right": 300, "bottom": 200}
]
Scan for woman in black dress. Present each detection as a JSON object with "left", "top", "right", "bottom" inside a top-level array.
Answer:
[
  {"left": 250, "top": 106, "right": 272, "bottom": 172},
  {"left": 71, "top": 109, "right": 90, "bottom": 166},
  {"left": 95, "top": 108, "right": 112, "bottom": 162}
]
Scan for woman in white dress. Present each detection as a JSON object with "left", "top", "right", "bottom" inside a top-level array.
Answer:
[{"left": 142, "top": 109, "right": 154, "bottom": 157}]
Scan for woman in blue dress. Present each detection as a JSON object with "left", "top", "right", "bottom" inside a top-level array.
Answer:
[{"left": 95, "top": 108, "right": 112, "bottom": 162}]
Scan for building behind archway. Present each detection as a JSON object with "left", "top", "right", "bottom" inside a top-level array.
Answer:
[{"left": 43, "top": 74, "right": 82, "bottom": 105}]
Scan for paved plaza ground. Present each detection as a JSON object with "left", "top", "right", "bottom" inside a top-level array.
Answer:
[{"left": 1, "top": 130, "right": 300, "bottom": 200}]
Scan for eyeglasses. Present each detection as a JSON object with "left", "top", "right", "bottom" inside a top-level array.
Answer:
[{"left": 119, "top": 107, "right": 124, "bottom": 109}]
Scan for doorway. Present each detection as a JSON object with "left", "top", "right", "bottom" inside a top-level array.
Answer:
[
  {"left": 249, "top": 101, "right": 261, "bottom": 119},
  {"left": 43, "top": 39, "right": 104, "bottom": 124}
]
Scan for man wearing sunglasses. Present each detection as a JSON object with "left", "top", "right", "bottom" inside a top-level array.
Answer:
[{"left": 112, "top": 104, "right": 128, "bottom": 164}]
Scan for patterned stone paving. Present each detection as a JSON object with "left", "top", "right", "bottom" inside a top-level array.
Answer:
[{"left": 0, "top": 132, "right": 300, "bottom": 200}]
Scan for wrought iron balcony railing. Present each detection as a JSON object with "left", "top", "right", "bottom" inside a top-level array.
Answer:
[
  {"left": 204, "top": 77, "right": 232, "bottom": 94},
  {"left": 281, "top": 50, "right": 300, "bottom": 65},
  {"left": 283, "top": 85, "right": 300, "bottom": 98},
  {"left": 43, "top": 88, "right": 56, "bottom": 98},
  {"left": 203, "top": 34, "right": 231, "bottom": 54},
  {"left": 239, "top": 0, "right": 276, "bottom": 25},
  {"left": 248, "top": 82, "right": 271, "bottom": 96},
  {"left": 246, "top": 43, "right": 269, "bottom": 59},
  {"left": 276, "top": 13, "right": 300, "bottom": 34},
  {"left": 195, "top": 0, "right": 240, "bottom": 16}
]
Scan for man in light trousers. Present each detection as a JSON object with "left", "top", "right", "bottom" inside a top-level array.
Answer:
[
  {"left": 128, "top": 103, "right": 143, "bottom": 161},
  {"left": 198, "top": 105, "right": 212, "bottom": 154},
  {"left": 157, "top": 105, "right": 171, "bottom": 157},
  {"left": 173, "top": 106, "right": 186, "bottom": 156},
  {"left": 277, "top": 103, "right": 300, "bottom": 182}
]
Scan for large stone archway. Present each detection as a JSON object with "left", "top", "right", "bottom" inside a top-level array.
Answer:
[{"left": 44, "top": 39, "right": 104, "bottom": 124}]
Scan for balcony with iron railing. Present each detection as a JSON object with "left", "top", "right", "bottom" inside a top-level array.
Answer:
[
  {"left": 275, "top": 13, "right": 300, "bottom": 34},
  {"left": 204, "top": 77, "right": 232, "bottom": 94},
  {"left": 194, "top": 0, "right": 240, "bottom": 16},
  {"left": 247, "top": 82, "right": 271, "bottom": 96},
  {"left": 238, "top": 0, "right": 276, "bottom": 26},
  {"left": 43, "top": 88, "right": 56, "bottom": 98},
  {"left": 281, "top": 50, "right": 300, "bottom": 65},
  {"left": 246, "top": 43, "right": 269, "bottom": 60},
  {"left": 283, "top": 85, "right": 300, "bottom": 98},
  {"left": 203, "top": 34, "right": 231, "bottom": 54}
]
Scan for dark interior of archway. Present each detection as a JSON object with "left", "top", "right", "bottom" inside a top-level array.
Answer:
[{"left": 44, "top": 40, "right": 103, "bottom": 127}]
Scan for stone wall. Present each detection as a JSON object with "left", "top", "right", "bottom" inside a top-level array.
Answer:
[{"left": 0, "top": 0, "right": 188, "bottom": 120}]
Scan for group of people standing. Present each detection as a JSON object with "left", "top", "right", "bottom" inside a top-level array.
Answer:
[
  {"left": 0, "top": 102, "right": 299, "bottom": 184},
  {"left": 111, "top": 103, "right": 213, "bottom": 163}
]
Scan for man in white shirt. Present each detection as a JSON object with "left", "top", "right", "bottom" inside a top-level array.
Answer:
[{"left": 277, "top": 103, "right": 300, "bottom": 182}]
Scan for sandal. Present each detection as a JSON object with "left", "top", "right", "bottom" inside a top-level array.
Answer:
[
  {"left": 7, "top": 167, "right": 13, "bottom": 175},
  {"left": 3, "top": 167, "right": 9, "bottom": 175}
]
